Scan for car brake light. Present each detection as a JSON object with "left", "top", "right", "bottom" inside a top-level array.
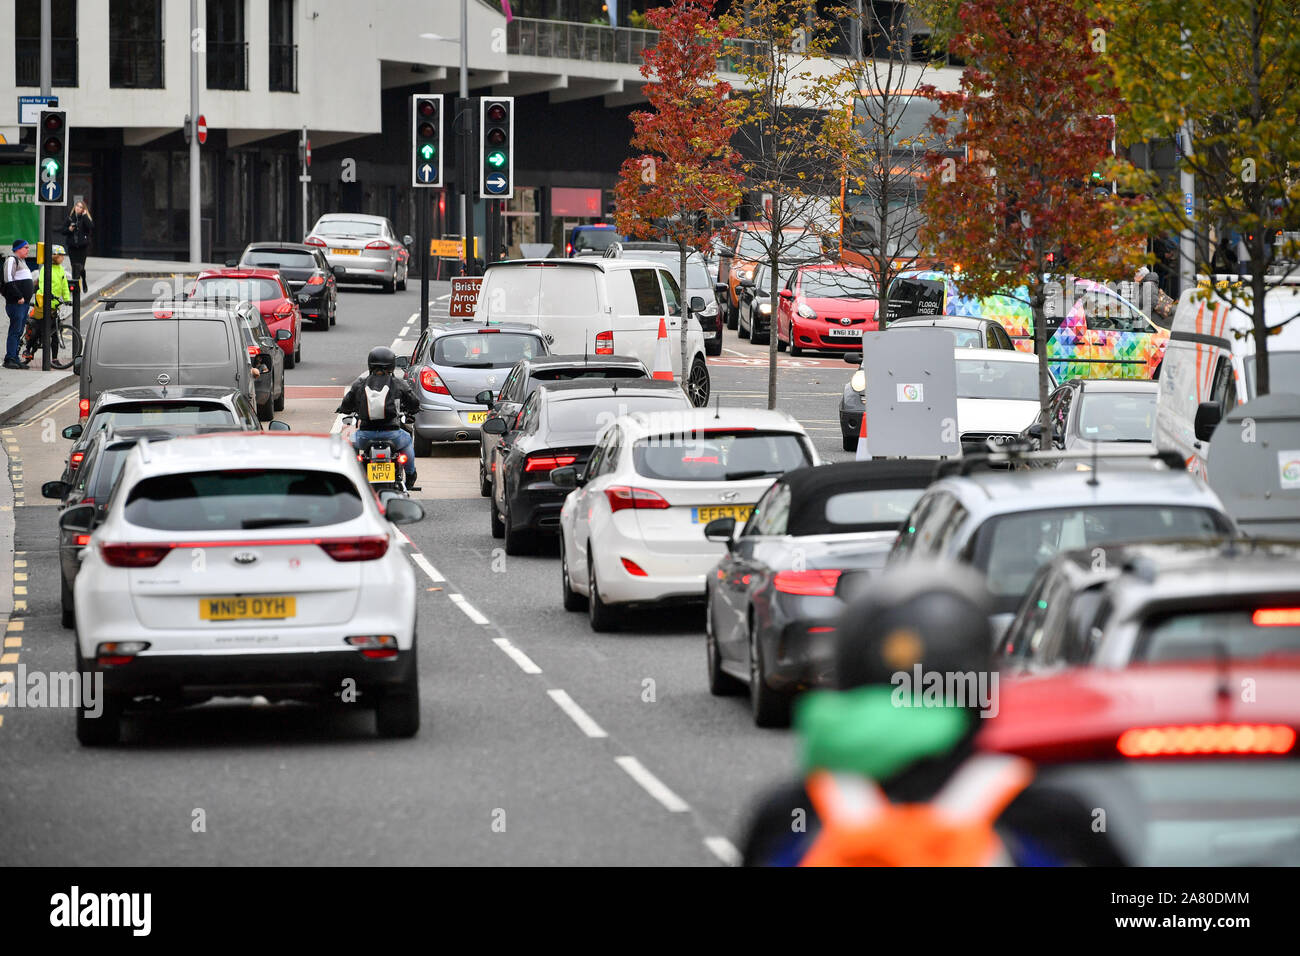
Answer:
[
  {"left": 525, "top": 454, "right": 577, "bottom": 472},
  {"left": 773, "top": 569, "right": 842, "bottom": 596},
  {"left": 1252, "top": 608, "right": 1300, "bottom": 627},
  {"left": 154, "top": 310, "right": 173, "bottom": 319},
  {"left": 74, "top": 534, "right": 91, "bottom": 546},
  {"left": 365, "top": 240, "right": 392, "bottom": 250},
  {"left": 807, "top": 626, "right": 836, "bottom": 634},
  {"left": 1117, "top": 724, "right": 1296, "bottom": 757},
  {"left": 318, "top": 536, "right": 389, "bottom": 562},
  {"left": 100, "top": 543, "right": 171, "bottom": 568},
  {"left": 79, "top": 398, "right": 90, "bottom": 418},
  {"left": 621, "top": 557, "right": 648, "bottom": 576},
  {"left": 247, "top": 345, "right": 261, "bottom": 357},
  {"left": 419, "top": 367, "right": 450, "bottom": 395},
  {"left": 345, "top": 635, "right": 399, "bottom": 659},
  {"left": 605, "top": 485, "right": 670, "bottom": 512},
  {"left": 304, "top": 275, "right": 325, "bottom": 286},
  {"left": 595, "top": 330, "right": 614, "bottom": 355},
  {"left": 304, "top": 236, "right": 326, "bottom": 247},
  {"left": 96, "top": 641, "right": 150, "bottom": 667},
  {"left": 70, "top": 452, "right": 85, "bottom": 468},
  {"left": 274, "top": 304, "right": 293, "bottom": 318},
  {"left": 566, "top": 243, "right": 573, "bottom": 255},
  {"left": 476, "top": 328, "right": 500, "bottom": 334}
]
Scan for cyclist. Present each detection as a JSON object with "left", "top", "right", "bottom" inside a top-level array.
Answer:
[
  {"left": 337, "top": 346, "right": 421, "bottom": 489},
  {"left": 20, "top": 244, "right": 73, "bottom": 367}
]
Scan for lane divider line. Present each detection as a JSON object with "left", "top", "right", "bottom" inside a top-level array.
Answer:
[
  {"left": 546, "top": 689, "right": 608, "bottom": 738},
  {"left": 704, "top": 836, "right": 742, "bottom": 866},
  {"left": 448, "top": 592, "right": 489, "bottom": 625},
  {"left": 410, "top": 553, "right": 445, "bottom": 583},
  {"left": 492, "top": 637, "right": 542, "bottom": 674},
  {"left": 615, "top": 756, "right": 691, "bottom": 813}
]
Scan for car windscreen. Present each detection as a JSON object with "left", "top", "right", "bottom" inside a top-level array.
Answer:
[
  {"left": 1245, "top": 351, "right": 1300, "bottom": 399},
  {"left": 89, "top": 402, "right": 235, "bottom": 434},
  {"left": 243, "top": 249, "right": 317, "bottom": 269},
  {"left": 1136, "top": 605, "right": 1300, "bottom": 663},
  {"left": 544, "top": 395, "right": 686, "bottom": 437},
  {"left": 632, "top": 254, "right": 711, "bottom": 288},
  {"left": 124, "top": 469, "right": 364, "bottom": 531},
  {"left": 632, "top": 429, "right": 811, "bottom": 481},
  {"left": 573, "top": 229, "right": 619, "bottom": 253},
  {"left": 315, "top": 220, "right": 383, "bottom": 237},
  {"left": 95, "top": 320, "right": 178, "bottom": 366},
  {"left": 800, "top": 271, "right": 877, "bottom": 298},
  {"left": 973, "top": 506, "right": 1231, "bottom": 612},
  {"left": 432, "top": 332, "right": 543, "bottom": 369},
  {"left": 752, "top": 266, "right": 798, "bottom": 296},
  {"left": 194, "top": 277, "right": 283, "bottom": 301},
  {"left": 1078, "top": 391, "right": 1157, "bottom": 442},
  {"left": 736, "top": 232, "right": 822, "bottom": 261},
  {"left": 955, "top": 358, "right": 1040, "bottom": 400},
  {"left": 481, "top": 266, "right": 601, "bottom": 321}
]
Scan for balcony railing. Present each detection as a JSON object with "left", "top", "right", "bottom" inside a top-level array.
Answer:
[
  {"left": 15, "top": 37, "right": 78, "bottom": 87},
  {"left": 269, "top": 43, "right": 298, "bottom": 92},
  {"left": 207, "top": 40, "right": 248, "bottom": 90},
  {"left": 110, "top": 38, "right": 165, "bottom": 89},
  {"left": 506, "top": 17, "right": 752, "bottom": 72}
]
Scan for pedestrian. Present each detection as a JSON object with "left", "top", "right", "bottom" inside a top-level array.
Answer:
[
  {"left": 2, "top": 239, "right": 36, "bottom": 370},
  {"left": 63, "top": 199, "right": 94, "bottom": 293},
  {"left": 21, "top": 244, "right": 73, "bottom": 366}
]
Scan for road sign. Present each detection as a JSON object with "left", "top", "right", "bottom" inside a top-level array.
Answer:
[
  {"left": 306, "top": 139, "right": 312, "bottom": 167},
  {"left": 430, "top": 239, "right": 461, "bottom": 257},
  {"left": 196, "top": 114, "right": 208, "bottom": 145},
  {"left": 485, "top": 174, "right": 508, "bottom": 195},
  {"left": 18, "top": 95, "right": 56, "bottom": 126},
  {"left": 450, "top": 277, "right": 483, "bottom": 318}
]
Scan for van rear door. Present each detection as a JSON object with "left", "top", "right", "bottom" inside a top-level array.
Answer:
[
  {"left": 178, "top": 317, "right": 241, "bottom": 392},
  {"left": 609, "top": 267, "right": 682, "bottom": 375},
  {"left": 90, "top": 317, "right": 181, "bottom": 397}
]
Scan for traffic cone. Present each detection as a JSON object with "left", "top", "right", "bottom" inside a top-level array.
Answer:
[
  {"left": 652, "top": 316, "right": 674, "bottom": 381},
  {"left": 855, "top": 410, "right": 869, "bottom": 460}
]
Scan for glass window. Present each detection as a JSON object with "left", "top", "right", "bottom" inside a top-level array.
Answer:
[
  {"left": 1076, "top": 391, "right": 1156, "bottom": 442},
  {"left": 88, "top": 402, "right": 236, "bottom": 434},
  {"left": 1138, "top": 607, "right": 1300, "bottom": 663},
  {"left": 887, "top": 277, "right": 946, "bottom": 318},
  {"left": 799, "top": 270, "right": 878, "bottom": 298},
  {"left": 1244, "top": 352, "right": 1300, "bottom": 400},
  {"left": 822, "top": 487, "right": 922, "bottom": 531},
  {"left": 736, "top": 232, "right": 822, "bottom": 261},
  {"left": 631, "top": 269, "right": 664, "bottom": 316},
  {"left": 572, "top": 228, "right": 619, "bottom": 254},
  {"left": 313, "top": 219, "right": 385, "bottom": 237},
  {"left": 481, "top": 265, "right": 601, "bottom": 320},
  {"left": 95, "top": 321, "right": 177, "bottom": 366},
  {"left": 193, "top": 276, "right": 283, "bottom": 301},
  {"left": 753, "top": 483, "right": 793, "bottom": 535},
  {"left": 528, "top": 366, "right": 646, "bottom": 388},
  {"left": 1076, "top": 287, "right": 1151, "bottom": 333},
  {"left": 243, "top": 249, "right": 317, "bottom": 269},
  {"left": 658, "top": 270, "right": 682, "bottom": 316},
  {"left": 545, "top": 395, "right": 687, "bottom": 436},
  {"left": 628, "top": 254, "right": 711, "bottom": 289},
  {"left": 632, "top": 430, "right": 811, "bottom": 482},
  {"left": 1212, "top": 357, "right": 1239, "bottom": 416},
  {"left": 432, "top": 332, "right": 543, "bottom": 369},
  {"left": 179, "top": 321, "right": 232, "bottom": 361},
  {"left": 954, "top": 358, "right": 1040, "bottom": 400},
  {"left": 124, "top": 469, "right": 364, "bottom": 531}
]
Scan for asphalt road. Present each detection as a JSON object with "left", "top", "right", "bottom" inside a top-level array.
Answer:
[{"left": 0, "top": 280, "right": 860, "bottom": 865}]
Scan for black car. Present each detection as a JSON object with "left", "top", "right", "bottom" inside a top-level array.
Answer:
[
  {"left": 705, "top": 459, "right": 934, "bottom": 726},
  {"left": 235, "top": 304, "right": 289, "bottom": 420},
  {"left": 235, "top": 242, "right": 342, "bottom": 329},
  {"left": 484, "top": 379, "right": 692, "bottom": 554},
  {"left": 477, "top": 353, "right": 650, "bottom": 496},
  {"left": 60, "top": 386, "right": 264, "bottom": 484},
  {"left": 737, "top": 261, "right": 798, "bottom": 344}
]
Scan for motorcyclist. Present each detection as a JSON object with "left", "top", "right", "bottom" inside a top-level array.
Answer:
[
  {"left": 739, "top": 564, "right": 1129, "bottom": 866},
  {"left": 21, "top": 244, "right": 73, "bottom": 366},
  {"left": 338, "top": 346, "right": 421, "bottom": 489}
]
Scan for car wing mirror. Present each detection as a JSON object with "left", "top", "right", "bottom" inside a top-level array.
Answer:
[
  {"left": 62, "top": 423, "right": 83, "bottom": 439},
  {"left": 779, "top": 289, "right": 794, "bottom": 298},
  {"left": 275, "top": 328, "right": 292, "bottom": 340},
  {"left": 267, "top": 420, "right": 291, "bottom": 431},
  {"left": 550, "top": 466, "right": 581, "bottom": 490},
  {"left": 703, "top": 516, "right": 736, "bottom": 547},
  {"left": 689, "top": 295, "right": 706, "bottom": 312},
  {"left": 394, "top": 355, "right": 410, "bottom": 369},
  {"left": 42, "top": 479, "right": 71, "bottom": 500},
  {"left": 296, "top": 292, "right": 311, "bottom": 305},
  {"left": 482, "top": 417, "right": 508, "bottom": 435},
  {"left": 384, "top": 496, "right": 425, "bottom": 524},
  {"left": 475, "top": 389, "right": 496, "bottom": 406},
  {"left": 402, "top": 235, "right": 414, "bottom": 247},
  {"left": 333, "top": 265, "right": 346, "bottom": 278},
  {"left": 58, "top": 503, "right": 96, "bottom": 534}
]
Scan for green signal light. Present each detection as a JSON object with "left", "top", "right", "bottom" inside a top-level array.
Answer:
[
  {"left": 486, "top": 150, "right": 506, "bottom": 168},
  {"left": 42, "top": 158, "right": 60, "bottom": 176},
  {"left": 420, "top": 144, "right": 436, "bottom": 159}
]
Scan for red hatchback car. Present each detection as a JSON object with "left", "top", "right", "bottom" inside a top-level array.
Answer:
[
  {"left": 776, "top": 264, "right": 879, "bottom": 356},
  {"left": 191, "top": 268, "right": 304, "bottom": 369}
]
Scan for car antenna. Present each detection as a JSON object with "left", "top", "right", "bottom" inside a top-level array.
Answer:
[
  {"left": 714, "top": 392, "right": 721, "bottom": 419},
  {"left": 1086, "top": 435, "right": 1100, "bottom": 486},
  {"left": 1213, "top": 639, "right": 1231, "bottom": 701}
]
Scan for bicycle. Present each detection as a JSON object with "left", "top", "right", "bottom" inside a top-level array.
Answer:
[{"left": 20, "top": 297, "right": 82, "bottom": 371}]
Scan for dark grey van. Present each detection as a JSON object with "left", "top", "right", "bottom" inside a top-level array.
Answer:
[{"left": 75, "top": 305, "right": 257, "bottom": 411}]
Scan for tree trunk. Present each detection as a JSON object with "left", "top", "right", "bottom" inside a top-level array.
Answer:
[
  {"left": 768, "top": 245, "right": 780, "bottom": 410},
  {"left": 1033, "top": 280, "right": 1053, "bottom": 437},
  {"left": 679, "top": 241, "right": 690, "bottom": 398}
]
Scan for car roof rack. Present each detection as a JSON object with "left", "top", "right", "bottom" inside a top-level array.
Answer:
[
  {"left": 100, "top": 295, "right": 246, "bottom": 311},
  {"left": 933, "top": 445, "right": 1187, "bottom": 479}
]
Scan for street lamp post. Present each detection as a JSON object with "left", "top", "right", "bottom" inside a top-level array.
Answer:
[{"left": 190, "top": 0, "right": 201, "bottom": 264}]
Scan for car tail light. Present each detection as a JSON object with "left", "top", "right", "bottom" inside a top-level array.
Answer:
[
  {"left": 419, "top": 367, "right": 450, "bottom": 395},
  {"left": 318, "top": 536, "right": 389, "bottom": 562},
  {"left": 154, "top": 310, "right": 173, "bottom": 319},
  {"left": 70, "top": 451, "right": 84, "bottom": 469},
  {"left": 74, "top": 534, "right": 91, "bottom": 546},
  {"left": 1117, "top": 724, "right": 1297, "bottom": 757},
  {"left": 1252, "top": 608, "right": 1300, "bottom": 627},
  {"left": 247, "top": 345, "right": 261, "bottom": 357},
  {"left": 304, "top": 236, "right": 326, "bottom": 247},
  {"left": 807, "top": 626, "right": 836, "bottom": 634},
  {"left": 773, "top": 569, "right": 842, "bottom": 596},
  {"left": 345, "top": 635, "right": 399, "bottom": 660},
  {"left": 365, "top": 240, "right": 392, "bottom": 251},
  {"left": 100, "top": 543, "right": 171, "bottom": 568},
  {"left": 304, "top": 275, "right": 325, "bottom": 287},
  {"left": 79, "top": 398, "right": 90, "bottom": 418},
  {"left": 566, "top": 242, "right": 573, "bottom": 256},
  {"left": 96, "top": 641, "right": 150, "bottom": 667},
  {"left": 621, "top": 557, "right": 648, "bottom": 576},
  {"left": 274, "top": 303, "right": 293, "bottom": 318},
  {"left": 525, "top": 454, "right": 577, "bottom": 473},
  {"left": 605, "top": 485, "right": 670, "bottom": 513},
  {"left": 595, "top": 330, "right": 614, "bottom": 355}
]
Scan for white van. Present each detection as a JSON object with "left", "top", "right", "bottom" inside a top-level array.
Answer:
[
  {"left": 1154, "top": 275, "right": 1300, "bottom": 477},
  {"left": 474, "top": 258, "right": 712, "bottom": 406}
]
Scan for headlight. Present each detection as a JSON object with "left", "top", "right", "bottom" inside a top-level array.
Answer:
[
  {"left": 850, "top": 369, "right": 865, "bottom": 393},
  {"left": 736, "top": 267, "right": 755, "bottom": 282},
  {"left": 797, "top": 304, "right": 817, "bottom": 319},
  {"left": 703, "top": 301, "right": 718, "bottom": 316},
  {"left": 758, "top": 301, "right": 772, "bottom": 314}
]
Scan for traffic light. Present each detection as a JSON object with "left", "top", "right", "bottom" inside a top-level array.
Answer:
[
  {"left": 36, "top": 108, "right": 68, "bottom": 205},
  {"left": 412, "top": 94, "right": 443, "bottom": 188},
  {"left": 479, "top": 96, "right": 514, "bottom": 200}
]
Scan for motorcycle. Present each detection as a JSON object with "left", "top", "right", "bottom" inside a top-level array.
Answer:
[{"left": 344, "top": 413, "right": 415, "bottom": 498}]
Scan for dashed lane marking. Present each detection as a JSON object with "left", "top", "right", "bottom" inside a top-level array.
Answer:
[
  {"left": 704, "top": 836, "right": 742, "bottom": 866},
  {"left": 410, "top": 553, "right": 445, "bottom": 583},
  {"left": 492, "top": 637, "right": 542, "bottom": 675},
  {"left": 615, "top": 756, "right": 691, "bottom": 813},
  {"left": 448, "top": 592, "right": 490, "bottom": 625},
  {"left": 546, "top": 689, "right": 608, "bottom": 738}
]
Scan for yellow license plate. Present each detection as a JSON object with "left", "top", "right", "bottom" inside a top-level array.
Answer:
[
  {"left": 331, "top": 248, "right": 359, "bottom": 256},
  {"left": 199, "top": 596, "right": 296, "bottom": 621},
  {"left": 694, "top": 505, "right": 752, "bottom": 524},
  {"left": 465, "top": 411, "right": 489, "bottom": 425},
  {"left": 367, "top": 462, "right": 396, "bottom": 482}
]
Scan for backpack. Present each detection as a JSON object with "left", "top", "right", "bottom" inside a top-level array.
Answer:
[
  {"left": 798, "top": 754, "right": 1034, "bottom": 867},
  {"left": 360, "top": 373, "right": 399, "bottom": 422}
]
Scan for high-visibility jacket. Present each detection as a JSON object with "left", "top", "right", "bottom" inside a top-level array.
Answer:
[{"left": 31, "top": 264, "right": 72, "bottom": 320}]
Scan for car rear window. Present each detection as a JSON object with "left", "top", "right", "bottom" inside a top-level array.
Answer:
[
  {"left": 315, "top": 220, "right": 383, "bottom": 237},
  {"left": 528, "top": 367, "right": 645, "bottom": 392},
  {"left": 822, "top": 487, "right": 923, "bottom": 531},
  {"left": 95, "top": 320, "right": 178, "bottom": 366},
  {"left": 194, "top": 277, "right": 284, "bottom": 301},
  {"left": 887, "top": 278, "right": 946, "bottom": 318},
  {"left": 632, "top": 430, "right": 811, "bottom": 481},
  {"left": 432, "top": 332, "right": 544, "bottom": 369},
  {"left": 1137, "top": 605, "right": 1300, "bottom": 663},
  {"left": 545, "top": 395, "right": 687, "bottom": 436},
  {"left": 89, "top": 403, "right": 235, "bottom": 434},
  {"left": 955, "top": 358, "right": 1040, "bottom": 400},
  {"left": 481, "top": 266, "right": 601, "bottom": 321},
  {"left": 573, "top": 229, "right": 619, "bottom": 253},
  {"left": 1078, "top": 391, "right": 1157, "bottom": 442},
  {"left": 124, "top": 469, "right": 364, "bottom": 531},
  {"left": 243, "top": 250, "right": 317, "bottom": 268},
  {"left": 179, "top": 321, "right": 232, "bottom": 362}
]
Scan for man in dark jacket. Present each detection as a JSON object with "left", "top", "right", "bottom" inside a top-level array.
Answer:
[
  {"left": 2, "top": 239, "right": 36, "bottom": 369},
  {"left": 338, "top": 346, "right": 421, "bottom": 488}
]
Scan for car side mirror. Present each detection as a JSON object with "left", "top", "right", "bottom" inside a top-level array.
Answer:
[
  {"left": 267, "top": 420, "right": 291, "bottom": 432},
  {"left": 779, "top": 289, "right": 794, "bottom": 299},
  {"left": 275, "top": 328, "right": 292, "bottom": 341},
  {"left": 62, "top": 423, "right": 83, "bottom": 439},
  {"left": 42, "top": 479, "right": 71, "bottom": 500},
  {"left": 58, "top": 503, "right": 96, "bottom": 534},
  {"left": 384, "top": 496, "right": 425, "bottom": 524},
  {"left": 72, "top": 356, "right": 82, "bottom": 374},
  {"left": 689, "top": 295, "right": 706, "bottom": 313},
  {"left": 704, "top": 516, "right": 736, "bottom": 547},
  {"left": 1026, "top": 423, "right": 1043, "bottom": 440},
  {"left": 394, "top": 355, "right": 410, "bottom": 369},
  {"left": 333, "top": 265, "right": 346, "bottom": 278},
  {"left": 1194, "top": 402, "right": 1221, "bottom": 442},
  {"left": 738, "top": 278, "right": 754, "bottom": 289},
  {"left": 714, "top": 281, "right": 727, "bottom": 292},
  {"left": 550, "top": 466, "right": 582, "bottom": 490},
  {"left": 844, "top": 351, "right": 862, "bottom": 365},
  {"left": 482, "top": 417, "right": 507, "bottom": 435},
  {"left": 296, "top": 292, "right": 311, "bottom": 305},
  {"left": 475, "top": 389, "right": 496, "bottom": 406},
  {"left": 402, "top": 235, "right": 414, "bottom": 247}
]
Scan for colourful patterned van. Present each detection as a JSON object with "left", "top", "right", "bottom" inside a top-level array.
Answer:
[{"left": 885, "top": 271, "right": 1168, "bottom": 381}]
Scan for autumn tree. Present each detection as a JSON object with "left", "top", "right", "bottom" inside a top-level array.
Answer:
[
  {"left": 918, "top": 0, "right": 1142, "bottom": 430},
  {"left": 614, "top": 0, "right": 743, "bottom": 398}
]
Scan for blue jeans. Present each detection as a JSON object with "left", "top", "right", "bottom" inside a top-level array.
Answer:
[
  {"left": 353, "top": 428, "right": 416, "bottom": 481},
  {"left": 5, "top": 302, "right": 27, "bottom": 363}
]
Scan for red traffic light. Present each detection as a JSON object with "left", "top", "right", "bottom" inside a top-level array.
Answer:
[
  {"left": 418, "top": 99, "right": 437, "bottom": 118},
  {"left": 418, "top": 122, "right": 435, "bottom": 138},
  {"left": 487, "top": 128, "right": 506, "bottom": 146},
  {"left": 486, "top": 103, "right": 507, "bottom": 123},
  {"left": 44, "top": 113, "right": 63, "bottom": 131},
  {"left": 43, "top": 136, "right": 63, "bottom": 153}
]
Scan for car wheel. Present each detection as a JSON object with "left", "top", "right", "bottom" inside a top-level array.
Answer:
[
  {"left": 706, "top": 337, "right": 722, "bottom": 357},
  {"left": 777, "top": 325, "right": 788, "bottom": 352},
  {"left": 318, "top": 313, "right": 330, "bottom": 332},
  {"left": 284, "top": 346, "right": 296, "bottom": 370},
  {"left": 739, "top": 313, "right": 750, "bottom": 339},
  {"left": 383, "top": 279, "right": 396, "bottom": 295},
  {"left": 329, "top": 303, "right": 337, "bottom": 326},
  {"left": 727, "top": 304, "right": 738, "bottom": 331},
  {"left": 74, "top": 646, "right": 121, "bottom": 746},
  {"left": 60, "top": 575, "right": 75, "bottom": 629},
  {"left": 789, "top": 337, "right": 802, "bottom": 357},
  {"left": 753, "top": 327, "right": 769, "bottom": 346},
  {"left": 375, "top": 645, "right": 420, "bottom": 738},
  {"left": 490, "top": 493, "right": 505, "bottom": 539},
  {"left": 587, "top": 555, "right": 620, "bottom": 632},
  {"left": 479, "top": 459, "right": 492, "bottom": 497},
  {"left": 413, "top": 432, "right": 433, "bottom": 457},
  {"left": 503, "top": 500, "right": 533, "bottom": 556},
  {"left": 257, "top": 394, "right": 273, "bottom": 422},
  {"left": 397, "top": 277, "right": 407, "bottom": 292},
  {"left": 749, "top": 617, "right": 791, "bottom": 728},
  {"left": 706, "top": 599, "right": 744, "bottom": 696},
  {"left": 686, "top": 356, "right": 711, "bottom": 407},
  {"left": 273, "top": 384, "right": 286, "bottom": 412},
  {"left": 560, "top": 536, "right": 587, "bottom": 612},
  {"left": 842, "top": 430, "right": 858, "bottom": 453}
]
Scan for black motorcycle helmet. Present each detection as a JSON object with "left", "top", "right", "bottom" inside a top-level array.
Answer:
[
  {"left": 367, "top": 346, "right": 396, "bottom": 375},
  {"left": 831, "top": 563, "right": 994, "bottom": 700}
]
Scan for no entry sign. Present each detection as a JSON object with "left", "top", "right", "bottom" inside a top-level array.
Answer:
[{"left": 196, "top": 114, "right": 208, "bottom": 145}]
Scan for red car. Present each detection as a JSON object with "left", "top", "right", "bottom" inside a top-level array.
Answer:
[
  {"left": 979, "top": 659, "right": 1300, "bottom": 865},
  {"left": 191, "top": 268, "right": 304, "bottom": 369},
  {"left": 776, "top": 264, "right": 879, "bottom": 356}
]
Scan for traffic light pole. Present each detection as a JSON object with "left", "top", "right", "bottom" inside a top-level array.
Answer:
[
  {"left": 419, "top": 194, "right": 429, "bottom": 332},
  {"left": 189, "top": 0, "right": 201, "bottom": 264},
  {"left": 40, "top": 0, "right": 51, "bottom": 371}
]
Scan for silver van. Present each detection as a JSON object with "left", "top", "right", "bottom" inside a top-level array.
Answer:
[{"left": 75, "top": 304, "right": 257, "bottom": 416}]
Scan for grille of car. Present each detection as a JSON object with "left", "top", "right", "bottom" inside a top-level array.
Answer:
[{"left": 961, "top": 432, "right": 1018, "bottom": 453}]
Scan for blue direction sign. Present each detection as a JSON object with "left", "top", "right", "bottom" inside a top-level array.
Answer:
[
  {"left": 485, "top": 174, "right": 508, "bottom": 195},
  {"left": 418, "top": 163, "right": 436, "bottom": 183},
  {"left": 42, "top": 180, "right": 63, "bottom": 202}
]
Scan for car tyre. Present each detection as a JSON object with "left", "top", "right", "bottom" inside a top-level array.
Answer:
[
  {"left": 789, "top": 337, "right": 802, "bottom": 357},
  {"left": 560, "top": 536, "right": 587, "bottom": 611},
  {"left": 329, "top": 303, "right": 337, "bottom": 326},
  {"left": 705, "top": 335, "right": 722, "bottom": 357},
  {"left": 738, "top": 313, "right": 750, "bottom": 339},
  {"left": 412, "top": 432, "right": 433, "bottom": 457},
  {"left": 383, "top": 279, "right": 397, "bottom": 295},
  {"left": 490, "top": 494, "right": 505, "bottom": 539},
  {"left": 375, "top": 646, "right": 420, "bottom": 738},
  {"left": 273, "top": 384, "right": 286, "bottom": 412},
  {"left": 686, "top": 356, "right": 711, "bottom": 407},
  {"left": 503, "top": 500, "right": 533, "bottom": 556},
  {"left": 74, "top": 646, "right": 122, "bottom": 746},
  {"left": 397, "top": 277, "right": 407, "bottom": 292},
  {"left": 706, "top": 600, "right": 744, "bottom": 696},
  {"left": 284, "top": 346, "right": 296, "bottom": 370},
  {"left": 777, "top": 326, "right": 788, "bottom": 352},
  {"left": 60, "top": 574, "right": 75, "bottom": 629},
  {"left": 727, "top": 304, "right": 738, "bottom": 331},
  {"left": 257, "top": 394, "right": 274, "bottom": 422},
  {"left": 749, "top": 618, "right": 791, "bottom": 728},
  {"left": 478, "top": 459, "right": 492, "bottom": 497},
  {"left": 587, "top": 555, "right": 620, "bottom": 632}
]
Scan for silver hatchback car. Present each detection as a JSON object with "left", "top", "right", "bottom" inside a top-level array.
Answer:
[{"left": 305, "top": 213, "right": 412, "bottom": 294}]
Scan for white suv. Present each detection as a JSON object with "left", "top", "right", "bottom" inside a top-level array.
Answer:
[{"left": 67, "top": 432, "right": 424, "bottom": 745}]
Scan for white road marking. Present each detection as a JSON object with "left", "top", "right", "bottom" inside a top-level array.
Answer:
[
  {"left": 546, "top": 689, "right": 608, "bottom": 738},
  {"left": 435, "top": 293, "right": 451, "bottom": 302},
  {"left": 704, "top": 836, "right": 742, "bottom": 866},
  {"left": 329, "top": 414, "right": 345, "bottom": 435},
  {"left": 390, "top": 338, "right": 407, "bottom": 352},
  {"left": 493, "top": 637, "right": 542, "bottom": 674},
  {"left": 449, "top": 592, "right": 490, "bottom": 625},
  {"left": 410, "top": 553, "right": 445, "bottom": 582},
  {"left": 615, "top": 756, "right": 691, "bottom": 813},
  {"left": 722, "top": 347, "right": 747, "bottom": 356}
]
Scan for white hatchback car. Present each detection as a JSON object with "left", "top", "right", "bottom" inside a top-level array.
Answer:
[
  {"left": 67, "top": 432, "right": 424, "bottom": 745},
  {"left": 554, "top": 408, "right": 819, "bottom": 631}
]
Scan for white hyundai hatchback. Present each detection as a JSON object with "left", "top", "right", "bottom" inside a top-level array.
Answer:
[
  {"left": 67, "top": 432, "right": 424, "bottom": 745},
  {"left": 554, "top": 408, "right": 818, "bottom": 631}
]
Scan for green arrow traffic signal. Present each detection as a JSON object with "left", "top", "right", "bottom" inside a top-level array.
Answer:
[
  {"left": 420, "top": 144, "right": 435, "bottom": 160},
  {"left": 42, "top": 158, "right": 60, "bottom": 177},
  {"left": 486, "top": 150, "right": 506, "bottom": 168}
]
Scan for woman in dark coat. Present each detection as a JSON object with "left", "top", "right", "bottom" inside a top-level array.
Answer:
[{"left": 63, "top": 199, "right": 94, "bottom": 293}]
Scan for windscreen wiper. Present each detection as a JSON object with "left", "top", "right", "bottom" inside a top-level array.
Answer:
[
  {"left": 725, "top": 469, "right": 780, "bottom": 481},
  {"left": 240, "top": 517, "right": 313, "bottom": 529}
]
